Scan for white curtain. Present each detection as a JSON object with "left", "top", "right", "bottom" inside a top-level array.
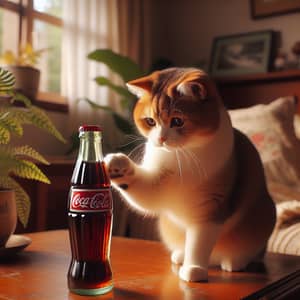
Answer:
[
  {"left": 61, "top": 0, "right": 152, "bottom": 151},
  {"left": 61, "top": 0, "right": 119, "bottom": 150}
]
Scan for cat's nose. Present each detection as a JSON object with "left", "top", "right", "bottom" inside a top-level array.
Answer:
[{"left": 159, "top": 136, "right": 167, "bottom": 145}]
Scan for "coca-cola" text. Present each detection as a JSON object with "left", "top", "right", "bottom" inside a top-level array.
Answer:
[{"left": 70, "top": 189, "right": 112, "bottom": 212}]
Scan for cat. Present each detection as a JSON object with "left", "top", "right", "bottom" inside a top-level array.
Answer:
[{"left": 104, "top": 67, "right": 276, "bottom": 282}]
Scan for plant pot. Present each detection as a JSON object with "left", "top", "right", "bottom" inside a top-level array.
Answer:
[
  {"left": 6, "top": 65, "right": 40, "bottom": 100},
  {"left": 0, "top": 189, "right": 17, "bottom": 247}
]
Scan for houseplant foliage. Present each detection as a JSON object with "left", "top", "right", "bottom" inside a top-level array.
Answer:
[
  {"left": 71, "top": 49, "right": 145, "bottom": 153},
  {"left": 87, "top": 48, "right": 145, "bottom": 116},
  {"left": 0, "top": 67, "right": 65, "bottom": 227}
]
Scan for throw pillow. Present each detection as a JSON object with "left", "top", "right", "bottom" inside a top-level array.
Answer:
[{"left": 229, "top": 96, "right": 300, "bottom": 190}]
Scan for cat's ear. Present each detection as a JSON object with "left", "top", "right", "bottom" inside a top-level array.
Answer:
[
  {"left": 126, "top": 76, "right": 153, "bottom": 98},
  {"left": 176, "top": 81, "right": 207, "bottom": 100}
]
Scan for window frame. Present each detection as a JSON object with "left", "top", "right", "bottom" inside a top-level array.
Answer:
[{"left": 0, "top": 0, "right": 68, "bottom": 113}]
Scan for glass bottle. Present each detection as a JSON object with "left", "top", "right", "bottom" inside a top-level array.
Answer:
[{"left": 67, "top": 125, "right": 113, "bottom": 296}]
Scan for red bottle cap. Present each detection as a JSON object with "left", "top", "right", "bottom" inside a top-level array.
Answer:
[{"left": 79, "top": 125, "right": 102, "bottom": 132}]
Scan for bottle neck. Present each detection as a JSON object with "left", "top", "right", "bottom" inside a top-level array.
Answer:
[{"left": 78, "top": 131, "right": 103, "bottom": 162}]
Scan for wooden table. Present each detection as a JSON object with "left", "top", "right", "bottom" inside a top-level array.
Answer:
[{"left": 0, "top": 230, "right": 300, "bottom": 300}]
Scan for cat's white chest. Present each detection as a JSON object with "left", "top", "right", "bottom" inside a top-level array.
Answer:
[{"left": 141, "top": 146, "right": 215, "bottom": 186}]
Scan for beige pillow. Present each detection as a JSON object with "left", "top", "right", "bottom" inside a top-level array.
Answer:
[
  {"left": 267, "top": 200, "right": 300, "bottom": 255},
  {"left": 229, "top": 97, "right": 300, "bottom": 188}
]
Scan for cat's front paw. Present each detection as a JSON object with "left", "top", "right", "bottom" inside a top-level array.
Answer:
[
  {"left": 104, "top": 153, "right": 135, "bottom": 188},
  {"left": 179, "top": 265, "right": 208, "bottom": 282}
]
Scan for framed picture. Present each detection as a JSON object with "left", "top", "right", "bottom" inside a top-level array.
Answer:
[
  {"left": 251, "top": 0, "right": 300, "bottom": 19},
  {"left": 209, "top": 30, "right": 275, "bottom": 77}
]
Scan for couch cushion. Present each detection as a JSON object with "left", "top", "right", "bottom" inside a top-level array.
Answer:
[
  {"left": 267, "top": 200, "right": 300, "bottom": 255},
  {"left": 229, "top": 97, "right": 300, "bottom": 192}
]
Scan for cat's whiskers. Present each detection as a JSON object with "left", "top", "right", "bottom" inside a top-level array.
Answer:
[
  {"left": 125, "top": 134, "right": 141, "bottom": 140},
  {"left": 178, "top": 148, "right": 196, "bottom": 175},
  {"left": 175, "top": 147, "right": 205, "bottom": 183},
  {"left": 191, "top": 150, "right": 208, "bottom": 179},
  {"left": 118, "top": 135, "right": 146, "bottom": 162},
  {"left": 128, "top": 142, "right": 146, "bottom": 163},
  {"left": 121, "top": 135, "right": 145, "bottom": 148},
  {"left": 175, "top": 149, "right": 184, "bottom": 184},
  {"left": 178, "top": 148, "right": 198, "bottom": 176},
  {"left": 185, "top": 149, "right": 208, "bottom": 179}
]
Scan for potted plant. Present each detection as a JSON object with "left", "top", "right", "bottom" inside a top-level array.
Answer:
[
  {"left": 0, "top": 43, "right": 47, "bottom": 100},
  {"left": 0, "top": 67, "right": 65, "bottom": 228}
]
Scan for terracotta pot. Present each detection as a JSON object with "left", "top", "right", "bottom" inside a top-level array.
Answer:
[
  {"left": 0, "top": 189, "right": 17, "bottom": 247},
  {"left": 6, "top": 65, "right": 40, "bottom": 100}
]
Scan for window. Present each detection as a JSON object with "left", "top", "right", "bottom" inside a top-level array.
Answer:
[{"left": 0, "top": 0, "right": 67, "bottom": 111}]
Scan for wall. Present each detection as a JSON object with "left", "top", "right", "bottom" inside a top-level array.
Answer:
[{"left": 151, "top": 0, "right": 300, "bottom": 69}]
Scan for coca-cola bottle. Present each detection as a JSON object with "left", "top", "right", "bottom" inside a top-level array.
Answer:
[{"left": 67, "top": 125, "right": 113, "bottom": 296}]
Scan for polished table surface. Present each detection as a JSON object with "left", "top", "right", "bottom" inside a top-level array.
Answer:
[{"left": 0, "top": 230, "right": 300, "bottom": 300}]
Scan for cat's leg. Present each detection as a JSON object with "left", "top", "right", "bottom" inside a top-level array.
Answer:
[
  {"left": 179, "top": 223, "right": 221, "bottom": 282},
  {"left": 158, "top": 215, "right": 185, "bottom": 265},
  {"left": 171, "top": 250, "right": 184, "bottom": 265},
  {"left": 104, "top": 153, "right": 167, "bottom": 213}
]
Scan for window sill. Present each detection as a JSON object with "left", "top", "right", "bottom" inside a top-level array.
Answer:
[{"left": 35, "top": 91, "right": 69, "bottom": 113}]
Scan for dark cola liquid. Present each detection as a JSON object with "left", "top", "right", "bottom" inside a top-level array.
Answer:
[{"left": 68, "top": 161, "right": 113, "bottom": 295}]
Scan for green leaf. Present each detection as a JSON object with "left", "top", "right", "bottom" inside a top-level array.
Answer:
[
  {"left": 0, "top": 146, "right": 49, "bottom": 182},
  {"left": 79, "top": 98, "right": 135, "bottom": 135},
  {"left": 0, "top": 68, "right": 15, "bottom": 92},
  {"left": 79, "top": 97, "right": 114, "bottom": 112},
  {"left": 13, "top": 92, "right": 32, "bottom": 107},
  {"left": 0, "top": 110, "right": 23, "bottom": 139},
  {"left": 0, "top": 147, "right": 15, "bottom": 176},
  {"left": 65, "top": 131, "right": 80, "bottom": 155},
  {"left": 112, "top": 112, "right": 134, "bottom": 135},
  {"left": 5, "top": 93, "right": 66, "bottom": 144},
  {"left": 87, "top": 49, "right": 144, "bottom": 82},
  {"left": 95, "top": 76, "right": 134, "bottom": 99},
  {"left": 0, "top": 126, "right": 10, "bottom": 144},
  {"left": 0, "top": 176, "right": 30, "bottom": 227},
  {"left": 12, "top": 145, "right": 49, "bottom": 165},
  {"left": 10, "top": 160, "right": 50, "bottom": 184},
  {"left": 120, "top": 98, "right": 130, "bottom": 110},
  {"left": 25, "top": 106, "right": 66, "bottom": 143}
]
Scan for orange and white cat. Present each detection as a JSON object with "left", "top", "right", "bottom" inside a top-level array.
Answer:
[{"left": 105, "top": 68, "right": 276, "bottom": 282}]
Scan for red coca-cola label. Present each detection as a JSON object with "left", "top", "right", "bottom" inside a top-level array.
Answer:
[{"left": 70, "top": 189, "right": 113, "bottom": 212}]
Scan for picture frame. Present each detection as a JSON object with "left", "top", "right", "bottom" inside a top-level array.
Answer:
[
  {"left": 209, "top": 30, "right": 275, "bottom": 78},
  {"left": 251, "top": 0, "right": 300, "bottom": 19}
]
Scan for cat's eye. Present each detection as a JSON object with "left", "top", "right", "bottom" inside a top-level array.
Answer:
[
  {"left": 170, "top": 117, "right": 184, "bottom": 128},
  {"left": 144, "top": 117, "right": 156, "bottom": 127}
]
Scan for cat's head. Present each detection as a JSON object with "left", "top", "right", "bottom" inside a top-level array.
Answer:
[{"left": 127, "top": 68, "right": 224, "bottom": 150}]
